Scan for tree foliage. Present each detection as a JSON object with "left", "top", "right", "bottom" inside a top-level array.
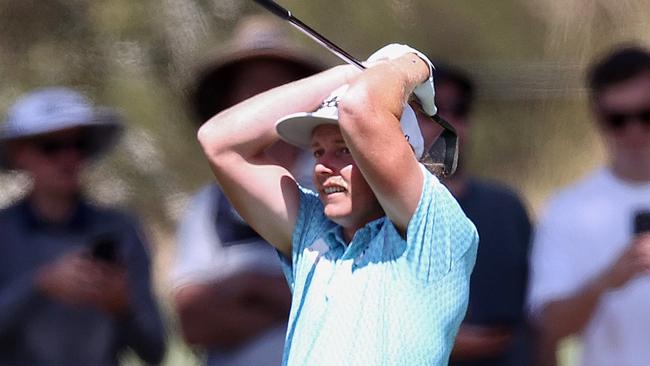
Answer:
[{"left": 0, "top": 0, "right": 648, "bottom": 222}]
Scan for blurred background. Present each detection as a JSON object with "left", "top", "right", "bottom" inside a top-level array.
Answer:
[{"left": 0, "top": 0, "right": 648, "bottom": 364}]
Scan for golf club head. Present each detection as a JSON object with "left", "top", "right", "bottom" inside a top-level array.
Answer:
[
  {"left": 421, "top": 114, "right": 458, "bottom": 177},
  {"left": 251, "top": 0, "right": 459, "bottom": 176}
]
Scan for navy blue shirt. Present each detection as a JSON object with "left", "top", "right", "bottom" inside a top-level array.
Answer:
[
  {"left": 0, "top": 198, "right": 166, "bottom": 365},
  {"left": 449, "top": 178, "right": 533, "bottom": 366}
]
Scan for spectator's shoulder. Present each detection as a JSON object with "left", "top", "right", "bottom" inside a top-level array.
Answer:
[
  {"left": 0, "top": 200, "right": 23, "bottom": 226},
  {"left": 468, "top": 178, "right": 529, "bottom": 215},
  {"left": 188, "top": 184, "right": 220, "bottom": 206},
  {"left": 545, "top": 169, "right": 605, "bottom": 213},
  {"left": 472, "top": 178, "right": 523, "bottom": 202},
  {"left": 84, "top": 200, "right": 142, "bottom": 230}
]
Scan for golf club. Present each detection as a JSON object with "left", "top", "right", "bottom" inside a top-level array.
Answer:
[
  {"left": 252, "top": 0, "right": 366, "bottom": 69},
  {"left": 252, "top": 0, "right": 458, "bottom": 176}
]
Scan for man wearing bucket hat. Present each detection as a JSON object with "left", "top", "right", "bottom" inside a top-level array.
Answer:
[
  {"left": 171, "top": 15, "right": 324, "bottom": 366},
  {"left": 0, "top": 87, "right": 166, "bottom": 365},
  {"left": 198, "top": 42, "right": 478, "bottom": 365},
  {"left": 430, "top": 65, "right": 534, "bottom": 366}
]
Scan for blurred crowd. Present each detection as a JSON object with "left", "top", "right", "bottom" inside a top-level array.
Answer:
[{"left": 0, "top": 14, "right": 648, "bottom": 366}]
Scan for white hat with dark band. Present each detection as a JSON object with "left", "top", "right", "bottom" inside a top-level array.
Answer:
[{"left": 0, "top": 87, "right": 123, "bottom": 170}]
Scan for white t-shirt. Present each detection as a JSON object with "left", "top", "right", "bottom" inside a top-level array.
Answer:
[
  {"left": 171, "top": 185, "right": 285, "bottom": 366},
  {"left": 172, "top": 185, "right": 283, "bottom": 286},
  {"left": 528, "top": 168, "right": 650, "bottom": 366},
  {"left": 170, "top": 154, "right": 315, "bottom": 366}
]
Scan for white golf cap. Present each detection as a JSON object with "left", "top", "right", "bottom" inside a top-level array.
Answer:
[{"left": 275, "top": 84, "right": 424, "bottom": 158}]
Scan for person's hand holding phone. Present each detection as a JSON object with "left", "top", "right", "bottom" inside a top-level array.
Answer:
[
  {"left": 87, "top": 260, "right": 130, "bottom": 315},
  {"left": 601, "top": 211, "right": 650, "bottom": 290},
  {"left": 35, "top": 250, "right": 106, "bottom": 306},
  {"left": 35, "top": 247, "right": 130, "bottom": 315}
]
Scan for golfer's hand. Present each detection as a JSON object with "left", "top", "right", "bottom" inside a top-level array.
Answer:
[
  {"left": 367, "top": 44, "right": 437, "bottom": 116},
  {"left": 602, "top": 233, "right": 650, "bottom": 289}
]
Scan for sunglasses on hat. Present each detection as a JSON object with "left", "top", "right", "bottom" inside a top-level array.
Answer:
[{"left": 600, "top": 106, "right": 650, "bottom": 131}]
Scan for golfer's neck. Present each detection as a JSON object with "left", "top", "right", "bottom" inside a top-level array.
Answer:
[{"left": 342, "top": 212, "right": 384, "bottom": 243}]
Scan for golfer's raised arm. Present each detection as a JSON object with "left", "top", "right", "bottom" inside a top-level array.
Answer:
[
  {"left": 197, "top": 65, "right": 357, "bottom": 257},
  {"left": 337, "top": 52, "right": 432, "bottom": 233}
]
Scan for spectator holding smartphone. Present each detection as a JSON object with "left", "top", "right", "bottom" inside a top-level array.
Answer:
[
  {"left": 435, "top": 65, "right": 534, "bottom": 366},
  {"left": 0, "top": 87, "right": 166, "bottom": 365},
  {"left": 527, "top": 46, "right": 650, "bottom": 366},
  {"left": 170, "top": 15, "right": 322, "bottom": 366}
]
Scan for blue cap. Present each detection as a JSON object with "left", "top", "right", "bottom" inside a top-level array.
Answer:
[{"left": 0, "top": 87, "right": 123, "bottom": 169}]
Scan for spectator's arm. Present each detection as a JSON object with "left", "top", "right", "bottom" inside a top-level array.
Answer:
[
  {"left": 537, "top": 276, "right": 607, "bottom": 344},
  {"left": 451, "top": 324, "right": 513, "bottom": 360},
  {"left": 539, "top": 233, "right": 650, "bottom": 345},
  {"left": 171, "top": 187, "right": 291, "bottom": 348},
  {"left": 174, "top": 272, "right": 290, "bottom": 348},
  {"left": 118, "top": 225, "right": 166, "bottom": 365}
]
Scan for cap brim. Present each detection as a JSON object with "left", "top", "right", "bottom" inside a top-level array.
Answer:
[
  {"left": 275, "top": 112, "right": 339, "bottom": 149},
  {"left": 0, "top": 109, "right": 123, "bottom": 170}
]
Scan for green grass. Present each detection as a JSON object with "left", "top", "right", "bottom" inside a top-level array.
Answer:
[{"left": 558, "top": 337, "right": 580, "bottom": 366}]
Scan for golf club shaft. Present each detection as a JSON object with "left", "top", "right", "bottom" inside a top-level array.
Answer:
[
  {"left": 253, "top": 0, "right": 365, "bottom": 69},
  {"left": 252, "top": 0, "right": 458, "bottom": 176}
]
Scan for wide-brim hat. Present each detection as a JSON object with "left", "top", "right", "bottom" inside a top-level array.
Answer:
[
  {"left": 276, "top": 85, "right": 425, "bottom": 158},
  {"left": 0, "top": 87, "right": 123, "bottom": 170},
  {"left": 189, "top": 15, "right": 325, "bottom": 123}
]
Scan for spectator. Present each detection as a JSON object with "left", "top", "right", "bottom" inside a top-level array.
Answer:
[
  {"left": 0, "top": 87, "right": 166, "bottom": 365},
  {"left": 197, "top": 41, "right": 478, "bottom": 365},
  {"left": 170, "top": 15, "right": 322, "bottom": 366},
  {"left": 431, "top": 66, "right": 534, "bottom": 366},
  {"left": 527, "top": 45, "right": 650, "bottom": 366}
]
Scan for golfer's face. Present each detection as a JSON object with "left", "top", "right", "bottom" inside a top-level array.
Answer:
[{"left": 310, "top": 125, "right": 381, "bottom": 227}]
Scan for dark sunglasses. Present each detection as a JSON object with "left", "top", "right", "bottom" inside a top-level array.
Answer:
[
  {"left": 33, "top": 138, "right": 91, "bottom": 156},
  {"left": 600, "top": 106, "right": 650, "bottom": 130}
]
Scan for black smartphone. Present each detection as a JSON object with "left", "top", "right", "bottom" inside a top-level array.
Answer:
[
  {"left": 91, "top": 235, "right": 118, "bottom": 263},
  {"left": 633, "top": 211, "right": 650, "bottom": 235}
]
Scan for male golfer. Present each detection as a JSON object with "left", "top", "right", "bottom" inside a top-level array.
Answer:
[{"left": 198, "top": 44, "right": 478, "bottom": 365}]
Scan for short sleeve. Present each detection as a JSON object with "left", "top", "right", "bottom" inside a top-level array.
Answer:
[
  {"left": 405, "top": 165, "right": 479, "bottom": 284},
  {"left": 278, "top": 186, "right": 332, "bottom": 290}
]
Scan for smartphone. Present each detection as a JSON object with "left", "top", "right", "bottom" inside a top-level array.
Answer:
[
  {"left": 91, "top": 235, "right": 118, "bottom": 263},
  {"left": 633, "top": 211, "right": 650, "bottom": 235}
]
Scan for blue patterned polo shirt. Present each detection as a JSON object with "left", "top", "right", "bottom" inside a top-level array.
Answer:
[{"left": 279, "top": 166, "right": 479, "bottom": 365}]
